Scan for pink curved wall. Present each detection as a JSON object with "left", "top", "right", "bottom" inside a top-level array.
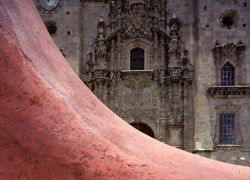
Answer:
[{"left": 0, "top": 0, "right": 249, "bottom": 179}]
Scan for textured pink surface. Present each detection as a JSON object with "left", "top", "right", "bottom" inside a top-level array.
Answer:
[{"left": 0, "top": 0, "right": 249, "bottom": 179}]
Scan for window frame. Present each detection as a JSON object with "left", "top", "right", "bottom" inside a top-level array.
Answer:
[
  {"left": 219, "top": 113, "right": 236, "bottom": 144},
  {"left": 130, "top": 47, "right": 145, "bottom": 70},
  {"left": 214, "top": 103, "right": 243, "bottom": 146},
  {"left": 220, "top": 62, "right": 235, "bottom": 86}
]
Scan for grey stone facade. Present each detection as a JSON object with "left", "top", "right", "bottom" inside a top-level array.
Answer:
[{"left": 34, "top": 0, "right": 250, "bottom": 166}]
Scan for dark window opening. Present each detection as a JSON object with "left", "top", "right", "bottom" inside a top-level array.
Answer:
[
  {"left": 206, "top": 24, "right": 209, "bottom": 27},
  {"left": 44, "top": 21, "right": 57, "bottom": 35},
  {"left": 243, "top": 24, "right": 246, "bottom": 27},
  {"left": 219, "top": 113, "right": 236, "bottom": 144},
  {"left": 67, "top": 11, "right": 70, "bottom": 15},
  {"left": 130, "top": 48, "right": 145, "bottom": 70},
  {"left": 244, "top": 2, "right": 247, "bottom": 6},
  {"left": 204, "top": 6, "right": 207, "bottom": 10},
  {"left": 130, "top": 123, "right": 154, "bottom": 138},
  {"left": 222, "top": 16, "right": 234, "bottom": 28},
  {"left": 67, "top": 31, "right": 71, "bottom": 35},
  {"left": 221, "top": 62, "right": 235, "bottom": 86}
]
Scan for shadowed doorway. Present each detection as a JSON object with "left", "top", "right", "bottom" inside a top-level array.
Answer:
[{"left": 130, "top": 123, "right": 155, "bottom": 138}]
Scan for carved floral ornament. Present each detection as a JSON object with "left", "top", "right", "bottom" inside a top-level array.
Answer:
[{"left": 212, "top": 40, "right": 245, "bottom": 67}]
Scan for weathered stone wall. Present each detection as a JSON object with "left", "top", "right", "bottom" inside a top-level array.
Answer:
[
  {"left": 33, "top": 0, "right": 82, "bottom": 75},
  {"left": 194, "top": 0, "right": 250, "bottom": 166}
]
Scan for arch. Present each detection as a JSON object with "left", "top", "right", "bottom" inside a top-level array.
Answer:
[
  {"left": 221, "top": 62, "right": 235, "bottom": 86},
  {"left": 130, "top": 47, "right": 145, "bottom": 70},
  {"left": 130, "top": 123, "right": 155, "bottom": 138}
]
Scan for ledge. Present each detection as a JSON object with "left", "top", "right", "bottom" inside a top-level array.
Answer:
[
  {"left": 215, "top": 145, "right": 242, "bottom": 151},
  {"left": 216, "top": 144, "right": 242, "bottom": 147},
  {"left": 193, "top": 149, "right": 214, "bottom": 152},
  {"left": 121, "top": 69, "right": 154, "bottom": 73},
  {"left": 120, "top": 69, "right": 154, "bottom": 76},
  {"left": 207, "top": 86, "right": 250, "bottom": 99}
]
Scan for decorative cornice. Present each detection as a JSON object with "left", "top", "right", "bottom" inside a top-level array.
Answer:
[{"left": 207, "top": 86, "right": 250, "bottom": 98}]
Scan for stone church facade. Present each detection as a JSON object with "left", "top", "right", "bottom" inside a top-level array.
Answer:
[{"left": 34, "top": 0, "right": 250, "bottom": 166}]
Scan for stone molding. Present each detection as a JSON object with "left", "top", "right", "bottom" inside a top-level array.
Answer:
[
  {"left": 215, "top": 145, "right": 242, "bottom": 152},
  {"left": 207, "top": 86, "right": 250, "bottom": 99}
]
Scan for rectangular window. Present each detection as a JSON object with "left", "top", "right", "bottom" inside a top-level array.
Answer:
[
  {"left": 219, "top": 113, "right": 235, "bottom": 144},
  {"left": 130, "top": 48, "right": 145, "bottom": 70}
]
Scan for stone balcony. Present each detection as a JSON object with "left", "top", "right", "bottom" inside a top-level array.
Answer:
[{"left": 207, "top": 86, "right": 250, "bottom": 99}]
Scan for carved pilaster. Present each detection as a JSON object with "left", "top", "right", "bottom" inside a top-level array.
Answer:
[
  {"left": 159, "top": 82, "right": 167, "bottom": 142},
  {"left": 168, "top": 14, "right": 181, "bottom": 66}
]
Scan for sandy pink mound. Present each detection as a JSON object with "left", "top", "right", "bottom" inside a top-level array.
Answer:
[{"left": 0, "top": 0, "right": 249, "bottom": 179}]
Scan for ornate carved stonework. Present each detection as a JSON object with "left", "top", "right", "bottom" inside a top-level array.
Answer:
[
  {"left": 212, "top": 41, "right": 245, "bottom": 67},
  {"left": 83, "top": 0, "right": 194, "bottom": 149},
  {"left": 212, "top": 40, "right": 245, "bottom": 85},
  {"left": 208, "top": 86, "right": 250, "bottom": 99}
]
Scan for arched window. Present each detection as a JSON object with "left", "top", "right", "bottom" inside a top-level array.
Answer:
[
  {"left": 221, "top": 62, "right": 235, "bottom": 86},
  {"left": 130, "top": 48, "right": 145, "bottom": 70}
]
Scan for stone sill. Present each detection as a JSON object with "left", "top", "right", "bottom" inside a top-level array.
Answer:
[
  {"left": 216, "top": 145, "right": 242, "bottom": 147},
  {"left": 120, "top": 70, "right": 154, "bottom": 76},
  {"left": 193, "top": 149, "right": 214, "bottom": 153},
  {"left": 215, "top": 145, "right": 242, "bottom": 151},
  {"left": 207, "top": 85, "right": 250, "bottom": 99},
  {"left": 95, "top": 77, "right": 110, "bottom": 80},
  {"left": 121, "top": 69, "right": 154, "bottom": 73}
]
